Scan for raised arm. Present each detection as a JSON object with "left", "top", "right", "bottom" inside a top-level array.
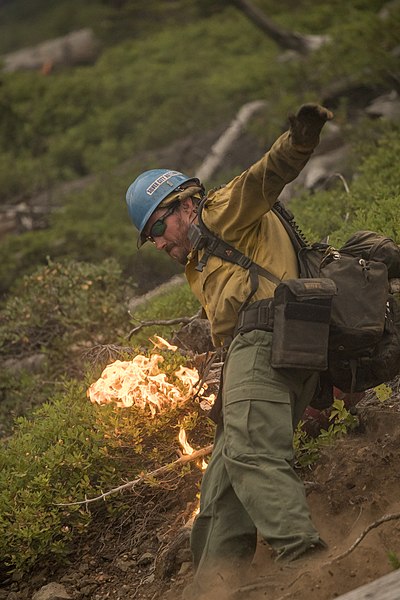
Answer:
[{"left": 213, "top": 104, "right": 333, "bottom": 236}]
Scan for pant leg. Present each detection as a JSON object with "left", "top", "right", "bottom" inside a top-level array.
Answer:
[
  {"left": 186, "top": 424, "right": 257, "bottom": 599},
  {"left": 222, "top": 329, "right": 321, "bottom": 560},
  {"left": 184, "top": 329, "right": 321, "bottom": 598}
]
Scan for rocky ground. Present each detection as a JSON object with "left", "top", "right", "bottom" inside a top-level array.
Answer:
[{"left": 1, "top": 383, "right": 400, "bottom": 600}]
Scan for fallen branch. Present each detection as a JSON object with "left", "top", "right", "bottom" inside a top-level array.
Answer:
[
  {"left": 195, "top": 100, "right": 267, "bottom": 182},
  {"left": 55, "top": 444, "right": 213, "bottom": 507},
  {"left": 128, "top": 314, "right": 198, "bottom": 340},
  {"left": 322, "top": 171, "right": 350, "bottom": 194},
  {"left": 229, "top": 0, "right": 330, "bottom": 54},
  {"left": 332, "top": 511, "right": 400, "bottom": 561}
]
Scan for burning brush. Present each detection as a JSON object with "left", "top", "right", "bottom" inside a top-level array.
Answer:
[{"left": 86, "top": 336, "right": 214, "bottom": 417}]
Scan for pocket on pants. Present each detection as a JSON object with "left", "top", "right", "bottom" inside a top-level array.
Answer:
[
  {"left": 224, "top": 396, "right": 294, "bottom": 462},
  {"left": 223, "top": 329, "right": 288, "bottom": 402}
]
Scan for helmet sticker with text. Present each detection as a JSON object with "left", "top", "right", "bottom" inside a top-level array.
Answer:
[{"left": 146, "top": 171, "right": 181, "bottom": 196}]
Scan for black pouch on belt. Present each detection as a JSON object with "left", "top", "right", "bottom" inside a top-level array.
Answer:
[{"left": 271, "top": 278, "right": 337, "bottom": 370}]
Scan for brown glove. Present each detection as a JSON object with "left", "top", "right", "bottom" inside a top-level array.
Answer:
[{"left": 289, "top": 103, "right": 334, "bottom": 147}]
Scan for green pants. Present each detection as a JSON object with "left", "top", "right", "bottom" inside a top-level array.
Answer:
[{"left": 186, "top": 330, "right": 322, "bottom": 598}]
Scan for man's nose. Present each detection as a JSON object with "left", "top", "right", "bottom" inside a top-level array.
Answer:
[{"left": 154, "top": 237, "right": 166, "bottom": 251}]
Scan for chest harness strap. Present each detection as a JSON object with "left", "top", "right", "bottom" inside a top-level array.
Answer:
[{"left": 188, "top": 197, "right": 308, "bottom": 313}]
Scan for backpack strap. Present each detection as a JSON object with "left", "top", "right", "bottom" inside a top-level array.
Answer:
[
  {"left": 271, "top": 202, "right": 309, "bottom": 253},
  {"left": 189, "top": 198, "right": 283, "bottom": 312}
]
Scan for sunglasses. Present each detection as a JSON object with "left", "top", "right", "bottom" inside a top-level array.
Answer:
[{"left": 145, "top": 202, "right": 179, "bottom": 243}]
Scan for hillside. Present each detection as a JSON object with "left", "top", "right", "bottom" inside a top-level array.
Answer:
[
  {"left": 2, "top": 389, "right": 400, "bottom": 600},
  {"left": 1, "top": 1, "right": 400, "bottom": 599}
]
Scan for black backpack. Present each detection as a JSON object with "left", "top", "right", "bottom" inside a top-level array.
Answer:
[
  {"left": 189, "top": 200, "right": 400, "bottom": 407},
  {"left": 271, "top": 208, "right": 400, "bottom": 404},
  {"left": 295, "top": 230, "right": 400, "bottom": 405}
]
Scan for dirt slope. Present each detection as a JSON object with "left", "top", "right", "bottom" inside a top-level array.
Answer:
[
  {"left": 239, "top": 403, "right": 400, "bottom": 600},
  {"left": 3, "top": 394, "right": 400, "bottom": 600}
]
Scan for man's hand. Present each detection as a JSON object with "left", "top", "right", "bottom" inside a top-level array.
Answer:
[{"left": 289, "top": 103, "right": 334, "bottom": 147}]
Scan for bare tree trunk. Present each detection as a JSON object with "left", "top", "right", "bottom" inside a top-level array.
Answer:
[
  {"left": 2, "top": 29, "right": 100, "bottom": 73},
  {"left": 195, "top": 100, "right": 267, "bottom": 182},
  {"left": 229, "top": 0, "right": 329, "bottom": 54}
]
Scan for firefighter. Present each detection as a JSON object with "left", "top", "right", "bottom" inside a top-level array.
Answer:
[{"left": 125, "top": 104, "right": 333, "bottom": 599}]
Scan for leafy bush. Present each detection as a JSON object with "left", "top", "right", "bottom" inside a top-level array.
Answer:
[
  {"left": 0, "top": 383, "right": 104, "bottom": 573},
  {"left": 302, "top": 3, "right": 400, "bottom": 92},
  {"left": 0, "top": 258, "right": 130, "bottom": 361},
  {"left": 0, "top": 257, "right": 134, "bottom": 433},
  {"left": 0, "top": 11, "right": 275, "bottom": 202},
  {"left": 294, "top": 400, "right": 359, "bottom": 467},
  {"left": 0, "top": 365, "right": 213, "bottom": 575},
  {"left": 0, "top": 369, "right": 53, "bottom": 438},
  {"left": 1, "top": 0, "right": 397, "bottom": 297},
  {"left": 1, "top": 0, "right": 399, "bottom": 579},
  {"left": 0, "top": 380, "right": 359, "bottom": 575}
]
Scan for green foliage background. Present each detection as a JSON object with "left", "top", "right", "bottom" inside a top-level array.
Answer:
[
  {"left": 0, "top": 0, "right": 398, "bottom": 292},
  {"left": 1, "top": 0, "right": 400, "bottom": 577}
]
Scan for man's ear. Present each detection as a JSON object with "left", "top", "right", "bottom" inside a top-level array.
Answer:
[{"left": 180, "top": 197, "right": 195, "bottom": 214}]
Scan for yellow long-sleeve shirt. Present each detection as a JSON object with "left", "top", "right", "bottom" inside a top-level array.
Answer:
[{"left": 185, "top": 130, "right": 317, "bottom": 346}]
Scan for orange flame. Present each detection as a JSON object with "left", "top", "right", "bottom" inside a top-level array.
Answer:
[
  {"left": 87, "top": 352, "right": 201, "bottom": 416},
  {"left": 150, "top": 335, "right": 178, "bottom": 352},
  {"left": 178, "top": 428, "right": 208, "bottom": 471},
  {"left": 87, "top": 337, "right": 215, "bottom": 423},
  {"left": 178, "top": 428, "right": 195, "bottom": 455}
]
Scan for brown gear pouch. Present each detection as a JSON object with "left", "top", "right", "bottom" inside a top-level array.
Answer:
[{"left": 271, "top": 278, "right": 337, "bottom": 370}]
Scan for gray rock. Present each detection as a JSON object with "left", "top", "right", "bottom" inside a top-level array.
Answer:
[
  {"left": 114, "top": 558, "right": 136, "bottom": 573},
  {"left": 58, "top": 576, "right": 76, "bottom": 585},
  {"left": 366, "top": 90, "right": 400, "bottom": 121},
  {"left": 2, "top": 29, "right": 99, "bottom": 73},
  {"left": 137, "top": 552, "right": 155, "bottom": 567},
  {"left": 31, "top": 583, "right": 71, "bottom": 600},
  {"left": 178, "top": 562, "right": 192, "bottom": 576}
]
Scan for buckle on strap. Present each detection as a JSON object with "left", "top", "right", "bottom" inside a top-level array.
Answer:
[
  {"left": 257, "top": 303, "right": 271, "bottom": 326},
  {"left": 237, "top": 255, "right": 253, "bottom": 269}
]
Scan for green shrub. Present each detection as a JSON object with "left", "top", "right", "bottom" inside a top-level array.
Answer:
[
  {"left": 388, "top": 550, "right": 400, "bottom": 570},
  {"left": 1, "top": 0, "right": 397, "bottom": 296},
  {"left": 0, "top": 11, "right": 276, "bottom": 202},
  {"left": 294, "top": 400, "right": 359, "bottom": 467},
  {"left": 0, "top": 256, "right": 136, "bottom": 433},
  {"left": 0, "top": 258, "right": 130, "bottom": 361},
  {"left": 0, "top": 383, "right": 103, "bottom": 573},
  {"left": 0, "top": 369, "right": 54, "bottom": 438},
  {"left": 0, "top": 379, "right": 359, "bottom": 575},
  {"left": 0, "top": 362, "right": 214, "bottom": 574}
]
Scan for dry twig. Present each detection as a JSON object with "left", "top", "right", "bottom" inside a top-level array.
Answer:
[
  {"left": 332, "top": 511, "right": 400, "bottom": 561},
  {"left": 128, "top": 315, "right": 198, "bottom": 340},
  {"left": 81, "top": 344, "right": 135, "bottom": 364},
  {"left": 55, "top": 444, "right": 213, "bottom": 507},
  {"left": 234, "top": 513, "right": 400, "bottom": 598}
]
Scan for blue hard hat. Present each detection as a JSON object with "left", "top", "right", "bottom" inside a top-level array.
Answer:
[{"left": 126, "top": 169, "right": 197, "bottom": 242}]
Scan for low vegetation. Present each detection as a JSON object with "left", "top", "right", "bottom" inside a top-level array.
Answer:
[{"left": 0, "top": 377, "right": 214, "bottom": 574}]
